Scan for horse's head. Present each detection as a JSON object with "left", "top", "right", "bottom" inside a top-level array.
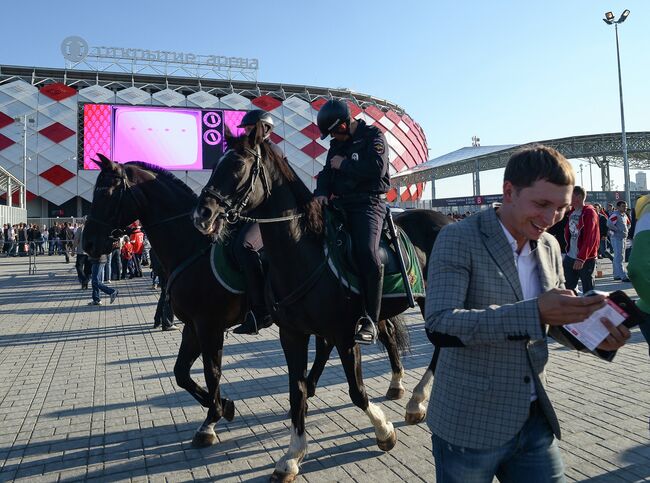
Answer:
[
  {"left": 83, "top": 154, "right": 137, "bottom": 257},
  {"left": 193, "top": 125, "right": 271, "bottom": 239}
]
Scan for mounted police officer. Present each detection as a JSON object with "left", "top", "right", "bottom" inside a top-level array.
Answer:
[
  {"left": 314, "top": 99, "right": 390, "bottom": 344},
  {"left": 232, "top": 109, "right": 278, "bottom": 335}
]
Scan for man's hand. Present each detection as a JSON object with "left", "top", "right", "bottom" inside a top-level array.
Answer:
[
  {"left": 572, "top": 259, "right": 585, "bottom": 270},
  {"left": 330, "top": 155, "right": 345, "bottom": 170},
  {"left": 597, "top": 318, "right": 630, "bottom": 351},
  {"left": 314, "top": 195, "right": 329, "bottom": 206},
  {"left": 538, "top": 288, "right": 606, "bottom": 326}
]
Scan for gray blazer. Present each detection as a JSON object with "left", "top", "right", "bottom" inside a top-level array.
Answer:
[{"left": 425, "top": 207, "right": 568, "bottom": 450}]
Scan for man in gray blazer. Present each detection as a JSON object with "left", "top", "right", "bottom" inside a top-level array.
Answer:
[{"left": 425, "top": 145, "right": 630, "bottom": 482}]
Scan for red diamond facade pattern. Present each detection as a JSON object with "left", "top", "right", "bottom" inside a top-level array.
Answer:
[
  {"left": 269, "top": 132, "right": 284, "bottom": 144},
  {"left": 252, "top": 95, "right": 282, "bottom": 111},
  {"left": 300, "top": 124, "right": 321, "bottom": 141},
  {"left": 0, "top": 112, "right": 13, "bottom": 129},
  {"left": 39, "top": 165, "right": 75, "bottom": 186},
  {"left": 301, "top": 141, "right": 327, "bottom": 158},
  {"left": 40, "top": 83, "right": 77, "bottom": 102},
  {"left": 39, "top": 122, "right": 75, "bottom": 143},
  {"left": 0, "top": 89, "right": 429, "bottom": 207},
  {"left": 1, "top": 190, "right": 36, "bottom": 204},
  {"left": 0, "top": 134, "right": 15, "bottom": 151}
]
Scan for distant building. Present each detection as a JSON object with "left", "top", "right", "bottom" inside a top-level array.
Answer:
[
  {"left": 636, "top": 172, "right": 648, "bottom": 191},
  {"left": 630, "top": 181, "right": 638, "bottom": 191}
]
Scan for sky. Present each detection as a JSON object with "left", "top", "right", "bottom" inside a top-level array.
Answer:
[{"left": 2, "top": 0, "right": 649, "bottom": 198}]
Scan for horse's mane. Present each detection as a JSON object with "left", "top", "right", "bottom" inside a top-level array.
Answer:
[
  {"left": 124, "top": 161, "right": 198, "bottom": 201},
  {"left": 260, "top": 142, "right": 323, "bottom": 236}
]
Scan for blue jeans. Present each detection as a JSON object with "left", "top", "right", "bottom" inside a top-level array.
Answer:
[
  {"left": 639, "top": 312, "right": 650, "bottom": 358},
  {"left": 105, "top": 252, "right": 112, "bottom": 281},
  {"left": 610, "top": 237, "right": 627, "bottom": 279},
  {"left": 91, "top": 262, "right": 116, "bottom": 303},
  {"left": 431, "top": 404, "right": 565, "bottom": 483}
]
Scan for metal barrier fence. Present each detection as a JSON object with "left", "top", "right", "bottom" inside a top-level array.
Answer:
[{"left": 1, "top": 205, "right": 27, "bottom": 225}]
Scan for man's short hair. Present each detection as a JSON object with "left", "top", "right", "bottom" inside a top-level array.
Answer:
[
  {"left": 504, "top": 144, "right": 575, "bottom": 189},
  {"left": 573, "top": 186, "right": 587, "bottom": 200},
  {"left": 617, "top": 200, "right": 627, "bottom": 208}
]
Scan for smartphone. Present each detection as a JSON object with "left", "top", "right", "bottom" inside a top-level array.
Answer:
[{"left": 583, "top": 289, "right": 642, "bottom": 328}]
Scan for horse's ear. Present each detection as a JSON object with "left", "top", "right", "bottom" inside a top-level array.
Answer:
[{"left": 96, "top": 153, "right": 114, "bottom": 171}]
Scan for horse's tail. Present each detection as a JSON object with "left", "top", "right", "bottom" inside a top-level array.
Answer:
[{"left": 386, "top": 315, "right": 411, "bottom": 356}]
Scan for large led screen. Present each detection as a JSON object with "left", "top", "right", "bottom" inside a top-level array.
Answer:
[{"left": 80, "top": 104, "right": 246, "bottom": 170}]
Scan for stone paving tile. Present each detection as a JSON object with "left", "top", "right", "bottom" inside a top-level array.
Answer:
[{"left": 0, "top": 254, "right": 649, "bottom": 482}]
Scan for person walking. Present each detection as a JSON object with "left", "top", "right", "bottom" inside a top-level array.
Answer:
[
  {"left": 425, "top": 145, "right": 629, "bottom": 483},
  {"left": 150, "top": 248, "right": 177, "bottom": 331},
  {"left": 88, "top": 253, "right": 118, "bottom": 306},
  {"left": 73, "top": 223, "right": 92, "bottom": 289},
  {"left": 607, "top": 200, "right": 630, "bottom": 282},
  {"left": 563, "top": 186, "right": 600, "bottom": 293}
]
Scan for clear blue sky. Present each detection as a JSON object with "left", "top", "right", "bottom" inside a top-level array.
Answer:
[{"left": 2, "top": 0, "right": 649, "bottom": 197}]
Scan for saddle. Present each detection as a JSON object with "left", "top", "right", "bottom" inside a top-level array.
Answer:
[{"left": 324, "top": 206, "right": 425, "bottom": 298}]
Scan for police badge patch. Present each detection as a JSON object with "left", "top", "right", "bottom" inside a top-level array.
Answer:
[{"left": 373, "top": 139, "right": 385, "bottom": 155}]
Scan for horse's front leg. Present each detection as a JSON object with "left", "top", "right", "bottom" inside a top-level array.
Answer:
[
  {"left": 337, "top": 341, "right": 397, "bottom": 451},
  {"left": 305, "top": 336, "right": 334, "bottom": 398},
  {"left": 272, "top": 327, "right": 310, "bottom": 483},
  {"left": 377, "top": 319, "right": 405, "bottom": 400},
  {"left": 405, "top": 349, "right": 438, "bottom": 424},
  {"left": 192, "top": 324, "right": 227, "bottom": 448}
]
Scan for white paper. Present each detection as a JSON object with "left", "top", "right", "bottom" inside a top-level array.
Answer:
[{"left": 564, "top": 299, "right": 628, "bottom": 351}]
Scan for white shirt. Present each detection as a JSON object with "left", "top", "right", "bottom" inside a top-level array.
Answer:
[{"left": 499, "top": 219, "right": 542, "bottom": 401}]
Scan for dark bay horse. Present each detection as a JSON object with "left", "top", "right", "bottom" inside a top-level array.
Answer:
[
  {"left": 82, "top": 154, "right": 415, "bottom": 451},
  {"left": 192, "top": 129, "right": 450, "bottom": 482}
]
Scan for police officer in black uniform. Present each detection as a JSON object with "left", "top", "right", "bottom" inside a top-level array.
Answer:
[
  {"left": 315, "top": 99, "right": 390, "bottom": 344},
  {"left": 232, "top": 109, "right": 277, "bottom": 335}
]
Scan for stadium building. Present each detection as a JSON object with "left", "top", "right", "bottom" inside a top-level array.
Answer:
[{"left": 0, "top": 58, "right": 428, "bottom": 220}]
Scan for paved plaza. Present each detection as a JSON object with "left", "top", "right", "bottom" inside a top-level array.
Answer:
[{"left": 0, "top": 253, "right": 649, "bottom": 482}]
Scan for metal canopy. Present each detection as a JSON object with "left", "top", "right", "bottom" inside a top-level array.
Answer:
[
  {"left": 0, "top": 165, "right": 22, "bottom": 197},
  {"left": 392, "top": 132, "right": 650, "bottom": 187}
]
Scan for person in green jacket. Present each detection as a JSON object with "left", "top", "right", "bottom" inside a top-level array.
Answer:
[{"left": 628, "top": 193, "right": 650, "bottom": 353}]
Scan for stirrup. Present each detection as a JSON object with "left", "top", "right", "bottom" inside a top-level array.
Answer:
[
  {"left": 233, "top": 311, "right": 260, "bottom": 335},
  {"left": 354, "top": 315, "right": 377, "bottom": 345}
]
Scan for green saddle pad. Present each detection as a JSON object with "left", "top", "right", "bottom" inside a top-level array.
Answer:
[
  {"left": 210, "top": 241, "right": 245, "bottom": 294},
  {"left": 324, "top": 209, "right": 425, "bottom": 299}
]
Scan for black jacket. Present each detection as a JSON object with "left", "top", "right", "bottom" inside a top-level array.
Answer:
[{"left": 315, "top": 120, "right": 390, "bottom": 198}]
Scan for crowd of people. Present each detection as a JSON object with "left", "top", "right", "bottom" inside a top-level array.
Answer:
[{"left": 1, "top": 221, "right": 75, "bottom": 258}]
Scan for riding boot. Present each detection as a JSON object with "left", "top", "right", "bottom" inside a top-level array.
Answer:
[
  {"left": 233, "top": 253, "right": 273, "bottom": 335},
  {"left": 355, "top": 265, "right": 384, "bottom": 345}
]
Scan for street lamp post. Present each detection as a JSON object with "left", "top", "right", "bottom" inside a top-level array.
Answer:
[
  {"left": 14, "top": 115, "right": 35, "bottom": 209},
  {"left": 603, "top": 9, "right": 631, "bottom": 206}
]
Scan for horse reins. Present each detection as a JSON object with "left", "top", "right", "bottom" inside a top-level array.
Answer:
[{"left": 201, "top": 145, "right": 303, "bottom": 225}]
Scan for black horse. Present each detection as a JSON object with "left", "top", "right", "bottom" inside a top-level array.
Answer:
[
  {"left": 82, "top": 154, "right": 415, "bottom": 451},
  {"left": 192, "top": 128, "right": 450, "bottom": 482}
]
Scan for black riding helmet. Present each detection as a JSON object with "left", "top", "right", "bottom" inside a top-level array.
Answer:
[
  {"left": 316, "top": 99, "right": 350, "bottom": 140},
  {"left": 239, "top": 109, "right": 274, "bottom": 132}
]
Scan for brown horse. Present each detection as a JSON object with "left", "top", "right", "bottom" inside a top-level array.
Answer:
[{"left": 192, "top": 128, "right": 450, "bottom": 481}]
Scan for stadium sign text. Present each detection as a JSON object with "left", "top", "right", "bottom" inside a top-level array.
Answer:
[{"left": 61, "top": 36, "right": 258, "bottom": 71}]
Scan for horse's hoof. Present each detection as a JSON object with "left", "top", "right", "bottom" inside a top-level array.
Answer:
[
  {"left": 377, "top": 428, "right": 398, "bottom": 452},
  {"left": 224, "top": 400, "right": 235, "bottom": 422},
  {"left": 191, "top": 431, "right": 217, "bottom": 448},
  {"left": 385, "top": 387, "right": 405, "bottom": 400},
  {"left": 270, "top": 470, "right": 297, "bottom": 483},
  {"left": 405, "top": 410, "right": 426, "bottom": 425}
]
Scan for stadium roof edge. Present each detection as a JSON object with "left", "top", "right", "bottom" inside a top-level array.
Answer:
[
  {"left": 0, "top": 64, "right": 407, "bottom": 114},
  {"left": 391, "top": 132, "right": 650, "bottom": 187}
]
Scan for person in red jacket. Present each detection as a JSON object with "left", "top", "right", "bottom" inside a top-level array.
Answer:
[
  {"left": 129, "top": 222, "right": 144, "bottom": 277},
  {"left": 563, "top": 186, "right": 600, "bottom": 293}
]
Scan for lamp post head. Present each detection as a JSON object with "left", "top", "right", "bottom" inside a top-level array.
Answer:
[
  {"left": 604, "top": 11, "right": 615, "bottom": 22},
  {"left": 618, "top": 9, "right": 630, "bottom": 23}
]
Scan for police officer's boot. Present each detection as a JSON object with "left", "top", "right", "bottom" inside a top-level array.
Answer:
[
  {"left": 233, "top": 256, "right": 273, "bottom": 335},
  {"left": 355, "top": 265, "right": 384, "bottom": 345}
]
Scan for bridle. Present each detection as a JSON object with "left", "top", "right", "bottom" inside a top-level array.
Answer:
[{"left": 200, "top": 145, "right": 302, "bottom": 225}]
